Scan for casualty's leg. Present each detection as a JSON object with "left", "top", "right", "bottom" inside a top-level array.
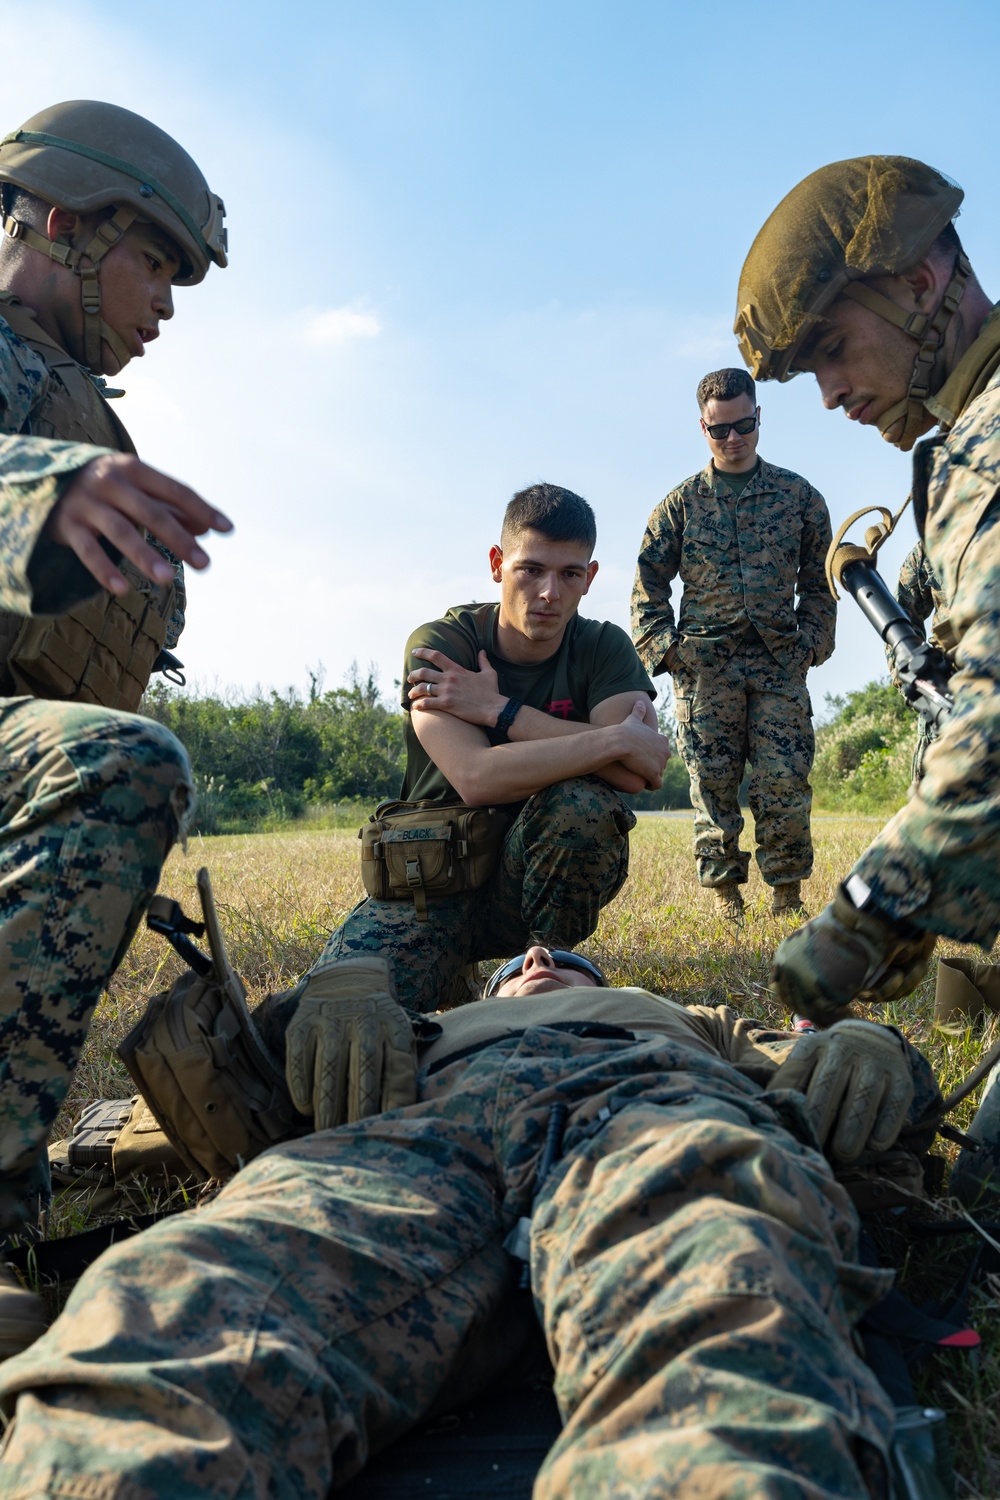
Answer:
[
  {"left": 0, "top": 697, "right": 192, "bottom": 1227},
  {"left": 532, "top": 1093, "right": 894, "bottom": 1499},
  {"left": 672, "top": 659, "right": 752, "bottom": 890},
  {"left": 0, "top": 1112, "right": 514, "bottom": 1498},
  {"left": 745, "top": 651, "right": 815, "bottom": 890},
  {"left": 475, "top": 774, "right": 636, "bottom": 956}
]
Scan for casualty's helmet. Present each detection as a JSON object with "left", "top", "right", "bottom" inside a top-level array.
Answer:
[
  {"left": 0, "top": 100, "right": 227, "bottom": 370},
  {"left": 735, "top": 156, "right": 967, "bottom": 450}
]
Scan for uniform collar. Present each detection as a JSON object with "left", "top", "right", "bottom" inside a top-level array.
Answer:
[
  {"left": 700, "top": 456, "right": 768, "bottom": 495},
  {"left": 924, "top": 302, "right": 1000, "bottom": 431}
]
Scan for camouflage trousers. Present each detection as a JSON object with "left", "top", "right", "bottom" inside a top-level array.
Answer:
[
  {"left": 0, "top": 696, "right": 192, "bottom": 1219},
  {"left": 672, "top": 639, "right": 815, "bottom": 888},
  {"left": 0, "top": 1027, "right": 894, "bottom": 1498},
  {"left": 315, "top": 776, "right": 635, "bottom": 1012}
]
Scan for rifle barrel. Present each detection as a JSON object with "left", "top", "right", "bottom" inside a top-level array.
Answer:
[{"left": 839, "top": 557, "right": 926, "bottom": 656}]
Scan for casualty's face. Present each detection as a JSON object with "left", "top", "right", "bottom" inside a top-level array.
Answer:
[
  {"left": 792, "top": 282, "right": 931, "bottom": 445},
  {"left": 492, "top": 529, "right": 598, "bottom": 647},
  {"left": 495, "top": 945, "right": 602, "bottom": 997}
]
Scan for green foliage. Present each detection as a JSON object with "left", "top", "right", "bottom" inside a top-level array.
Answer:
[
  {"left": 625, "top": 695, "right": 692, "bottom": 811},
  {"left": 141, "top": 666, "right": 405, "bottom": 834},
  {"left": 812, "top": 678, "right": 915, "bottom": 815},
  {"left": 625, "top": 755, "right": 692, "bottom": 811}
]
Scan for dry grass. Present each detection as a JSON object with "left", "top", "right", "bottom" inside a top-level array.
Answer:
[{"left": 56, "top": 812, "right": 1000, "bottom": 1494}]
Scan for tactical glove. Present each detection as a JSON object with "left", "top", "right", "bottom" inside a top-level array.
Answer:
[
  {"left": 771, "top": 1020, "right": 914, "bottom": 1163},
  {"left": 771, "top": 883, "right": 935, "bottom": 1027},
  {"left": 285, "top": 957, "right": 417, "bottom": 1130}
]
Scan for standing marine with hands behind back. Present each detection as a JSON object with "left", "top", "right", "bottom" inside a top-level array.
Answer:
[{"left": 0, "top": 99, "right": 231, "bottom": 1349}]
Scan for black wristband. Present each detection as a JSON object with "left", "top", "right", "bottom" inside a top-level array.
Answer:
[{"left": 490, "top": 697, "right": 524, "bottom": 743}]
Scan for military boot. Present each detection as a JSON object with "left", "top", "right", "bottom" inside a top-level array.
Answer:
[
  {"left": 0, "top": 1265, "right": 46, "bottom": 1361},
  {"left": 713, "top": 882, "right": 745, "bottom": 924},
  {"left": 772, "top": 881, "right": 806, "bottom": 917}
]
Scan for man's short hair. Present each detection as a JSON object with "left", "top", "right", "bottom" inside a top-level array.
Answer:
[
  {"left": 0, "top": 185, "right": 46, "bottom": 230},
  {"left": 929, "top": 221, "right": 963, "bottom": 266},
  {"left": 501, "top": 483, "right": 597, "bottom": 553},
  {"left": 696, "top": 367, "right": 756, "bottom": 411}
]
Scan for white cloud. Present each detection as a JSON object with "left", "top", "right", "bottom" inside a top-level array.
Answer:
[{"left": 301, "top": 305, "right": 382, "bottom": 346}]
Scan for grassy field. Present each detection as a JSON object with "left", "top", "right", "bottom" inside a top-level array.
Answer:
[{"left": 58, "top": 812, "right": 1000, "bottom": 1495}]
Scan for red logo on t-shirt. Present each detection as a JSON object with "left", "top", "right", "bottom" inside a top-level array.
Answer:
[{"left": 546, "top": 699, "right": 576, "bottom": 719}]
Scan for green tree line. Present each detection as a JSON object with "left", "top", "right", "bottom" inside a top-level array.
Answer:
[
  {"left": 140, "top": 672, "right": 916, "bottom": 834},
  {"left": 811, "top": 678, "right": 915, "bottom": 815},
  {"left": 141, "top": 668, "right": 407, "bottom": 833}
]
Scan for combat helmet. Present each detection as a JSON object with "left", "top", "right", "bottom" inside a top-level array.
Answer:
[
  {"left": 0, "top": 99, "right": 227, "bottom": 373},
  {"left": 734, "top": 156, "right": 967, "bottom": 450}
]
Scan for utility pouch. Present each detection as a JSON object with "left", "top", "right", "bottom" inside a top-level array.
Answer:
[
  {"left": 1, "top": 559, "right": 175, "bottom": 712},
  {"left": 49, "top": 1095, "right": 191, "bottom": 1189},
  {"left": 118, "top": 867, "right": 308, "bottom": 1181},
  {"left": 359, "top": 800, "right": 509, "bottom": 920}
]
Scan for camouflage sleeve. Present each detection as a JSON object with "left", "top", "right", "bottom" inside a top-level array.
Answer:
[
  {"left": 793, "top": 483, "right": 836, "bottom": 666},
  {"left": 896, "top": 542, "right": 934, "bottom": 628},
  {"left": 680, "top": 1004, "right": 797, "bottom": 1070},
  {"left": 853, "top": 502, "right": 1000, "bottom": 945},
  {"left": 0, "top": 312, "right": 48, "bottom": 434},
  {"left": 165, "top": 556, "right": 186, "bottom": 649},
  {"left": 631, "top": 492, "right": 684, "bottom": 675},
  {"left": 0, "top": 433, "right": 115, "bottom": 615}
]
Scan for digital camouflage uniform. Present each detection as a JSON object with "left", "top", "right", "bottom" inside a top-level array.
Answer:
[
  {"left": 0, "top": 986, "right": 908, "bottom": 1498},
  {"left": 850, "top": 327, "right": 1000, "bottom": 947},
  {"left": 0, "top": 311, "right": 192, "bottom": 1225},
  {"left": 891, "top": 541, "right": 951, "bottom": 786},
  {"left": 632, "top": 459, "right": 835, "bottom": 890},
  {"left": 316, "top": 604, "right": 648, "bottom": 1013}
]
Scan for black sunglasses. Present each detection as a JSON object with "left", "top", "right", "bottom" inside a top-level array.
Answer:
[
  {"left": 484, "top": 949, "right": 608, "bottom": 997},
  {"left": 704, "top": 410, "right": 759, "bottom": 441}
]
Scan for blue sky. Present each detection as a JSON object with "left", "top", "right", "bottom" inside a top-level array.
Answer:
[{"left": 8, "top": 0, "right": 1000, "bottom": 716}]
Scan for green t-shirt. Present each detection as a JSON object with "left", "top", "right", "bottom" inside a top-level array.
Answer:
[
  {"left": 399, "top": 602, "right": 656, "bottom": 806},
  {"left": 712, "top": 457, "right": 760, "bottom": 500}
]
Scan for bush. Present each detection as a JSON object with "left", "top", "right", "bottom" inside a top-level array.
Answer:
[
  {"left": 812, "top": 680, "right": 915, "bottom": 815},
  {"left": 141, "top": 666, "right": 405, "bottom": 834}
]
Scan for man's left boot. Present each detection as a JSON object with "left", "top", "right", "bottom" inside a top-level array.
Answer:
[
  {"left": 713, "top": 882, "right": 745, "bottom": 925},
  {"left": 772, "top": 881, "right": 806, "bottom": 917}
]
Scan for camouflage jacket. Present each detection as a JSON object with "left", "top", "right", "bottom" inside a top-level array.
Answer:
[
  {"left": 631, "top": 457, "right": 836, "bottom": 677},
  {"left": 896, "top": 541, "right": 952, "bottom": 652},
  {"left": 0, "top": 309, "right": 186, "bottom": 636},
  {"left": 853, "top": 342, "right": 1000, "bottom": 945},
  {"left": 885, "top": 541, "right": 954, "bottom": 687}
]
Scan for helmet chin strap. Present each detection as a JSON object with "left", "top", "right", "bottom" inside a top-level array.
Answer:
[
  {"left": 2, "top": 204, "right": 137, "bottom": 373},
  {"left": 842, "top": 252, "right": 972, "bottom": 452}
]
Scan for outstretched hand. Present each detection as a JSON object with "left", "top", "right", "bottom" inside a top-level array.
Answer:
[{"left": 47, "top": 452, "right": 234, "bottom": 595}]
